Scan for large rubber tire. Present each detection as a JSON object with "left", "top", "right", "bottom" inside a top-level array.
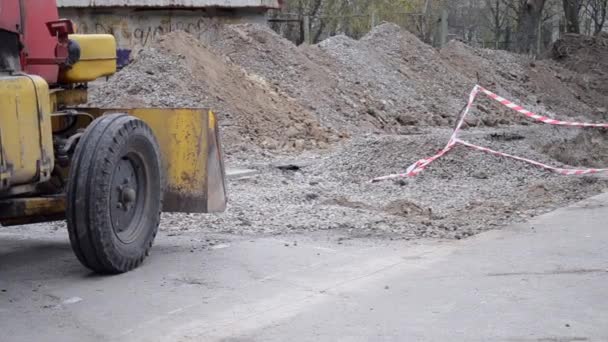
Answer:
[{"left": 66, "top": 114, "right": 163, "bottom": 274}]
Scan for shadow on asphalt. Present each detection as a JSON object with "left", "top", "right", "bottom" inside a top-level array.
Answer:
[
  {"left": 0, "top": 238, "right": 92, "bottom": 278},
  {"left": 0, "top": 233, "right": 214, "bottom": 279}
]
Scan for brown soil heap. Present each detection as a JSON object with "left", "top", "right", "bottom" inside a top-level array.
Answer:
[
  {"left": 551, "top": 33, "right": 608, "bottom": 118},
  {"left": 89, "top": 31, "right": 332, "bottom": 154},
  {"left": 92, "top": 23, "right": 607, "bottom": 156},
  {"left": 84, "top": 23, "right": 608, "bottom": 241}
]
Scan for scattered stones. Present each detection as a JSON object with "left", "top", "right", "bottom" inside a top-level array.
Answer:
[
  {"left": 162, "top": 125, "right": 608, "bottom": 239},
  {"left": 305, "top": 193, "right": 319, "bottom": 201},
  {"left": 472, "top": 172, "right": 489, "bottom": 180},
  {"left": 383, "top": 200, "right": 429, "bottom": 219}
]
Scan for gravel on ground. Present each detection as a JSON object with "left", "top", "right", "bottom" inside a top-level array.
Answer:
[{"left": 83, "top": 24, "right": 608, "bottom": 241}]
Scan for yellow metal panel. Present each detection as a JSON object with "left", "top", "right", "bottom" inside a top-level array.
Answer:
[
  {"left": 53, "top": 88, "right": 88, "bottom": 107},
  {"left": 128, "top": 108, "right": 208, "bottom": 198},
  {"left": 0, "top": 75, "right": 54, "bottom": 188},
  {"left": 59, "top": 34, "right": 117, "bottom": 83},
  {"left": 77, "top": 108, "right": 227, "bottom": 213}
]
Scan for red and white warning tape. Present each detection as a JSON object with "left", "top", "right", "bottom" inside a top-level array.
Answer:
[
  {"left": 455, "top": 139, "right": 607, "bottom": 176},
  {"left": 371, "top": 85, "right": 608, "bottom": 182},
  {"left": 478, "top": 86, "right": 608, "bottom": 128}
]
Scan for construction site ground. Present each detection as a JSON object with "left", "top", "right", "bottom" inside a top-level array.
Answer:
[
  {"left": 84, "top": 24, "right": 608, "bottom": 241},
  {"left": 1, "top": 192, "right": 607, "bottom": 341}
]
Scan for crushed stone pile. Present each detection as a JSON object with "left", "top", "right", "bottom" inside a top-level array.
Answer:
[
  {"left": 313, "top": 33, "right": 438, "bottom": 128},
  {"left": 357, "top": 24, "right": 472, "bottom": 125},
  {"left": 441, "top": 40, "right": 529, "bottom": 100},
  {"left": 87, "top": 22, "right": 608, "bottom": 242},
  {"left": 207, "top": 22, "right": 598, "bottom": 134},
  {"left": 89, "top": 31, "right": 333, "bottom": 154},
  {"left": 206, "top": 23, "right": 395, "bottom": 133},
  {"left": 207, "top": 23, "right": 524, "bottom": 131}
]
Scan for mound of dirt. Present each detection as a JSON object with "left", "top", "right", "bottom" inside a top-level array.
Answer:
[
  {"left": 550, "top": 33, "right": 608, "bottom": 117},
  {"left": 89, "top": 31, "right": 332, "bottom": 154},
  {"left": 206, "top": 23, "right": 378, "bottom": 133},
  {"left": 441, "top": 40, "right": 529, "bottom": 99},
  {"left": 540, "top": 129, "right": 608, "bottom": 168},
  {"left": 442, "top": 39, "right": 599, "bottom": 123},
  {"left": 314, "top": 33, "right": 439, "bottom": 127},
  {"left": 552, "top": 32, "right": 608, "bottom": 73},
  {"left": 206, "top": 22, "right": 529, "bottom": 132},
  {"left": 90, "top": 23, "right": 607, "bottom": 158},
  {"left": 361, "top": 23, "right": 472, "bottom": 124}
]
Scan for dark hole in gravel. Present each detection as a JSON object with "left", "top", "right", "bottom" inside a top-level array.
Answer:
[
  {"left": 486, "top": 132, "right": 526, "bottom": 141},
  {"left": 276, "top": 164, "right": 301, "bottom": 171}
]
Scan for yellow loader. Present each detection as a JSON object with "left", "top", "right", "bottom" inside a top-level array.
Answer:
[{"left": 0, "top": 3, "right": 226, "bottom": 273}]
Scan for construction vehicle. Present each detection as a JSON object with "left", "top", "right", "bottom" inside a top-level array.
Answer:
[{"left": 0, "top": 0, "right": 227, "bottom": 273}]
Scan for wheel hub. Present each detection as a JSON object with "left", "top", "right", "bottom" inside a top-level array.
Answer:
[
  {"left": 110, "top": 156, "right": 146, "bottom": 241},
  {"left": 120, "top": 187, "right": 136, "bottom": 205}
]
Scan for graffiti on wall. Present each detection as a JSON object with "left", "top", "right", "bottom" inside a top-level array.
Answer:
[
  {"left": 76, "top": 16, "right": 219, "bottom": 50},
  {"left": 132, "top": 20, "right": 211, "bottom": 46}
]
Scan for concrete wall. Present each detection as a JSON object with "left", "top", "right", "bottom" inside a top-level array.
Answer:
[
  {"left": 57, "top": 0, "right": 279, "bottom": 8},
  {"left": 59, "top": 8, "right": 267, "bottom": 53}
]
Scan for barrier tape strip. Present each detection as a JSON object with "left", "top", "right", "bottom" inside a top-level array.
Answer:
[
  {"left": 478, "top": 86, "right": 608, "bottom": 128},
  {"left": 455, "top": 139, "right": 608, "bottom": 176},
  {"left": 371, "top": 85, "right": 608, "bottom": 182}
]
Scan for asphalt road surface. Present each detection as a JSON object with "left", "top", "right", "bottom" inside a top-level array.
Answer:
[{"left": 1, "top": 193, "right": 607, "bottom": 342}]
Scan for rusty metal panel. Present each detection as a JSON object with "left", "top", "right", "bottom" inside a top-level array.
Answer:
[{"left": 0, "top": 196, "right": 66, "bottom": 226}]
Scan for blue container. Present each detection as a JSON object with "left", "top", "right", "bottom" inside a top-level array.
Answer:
[{"left": 116, "top": 49, "right": 131, "bottom": 69}]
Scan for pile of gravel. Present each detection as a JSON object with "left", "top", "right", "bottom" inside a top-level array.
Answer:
[
  {"left": 206, "top": 22, "right": 604, "bottom": 136},
  {"left": 550, "top": 33, "right": 608, "bottom": 117},
  {"left": 206, "top": 23, "right": 382, "bottom": 134},
  {"left": 314, "top": 34, "right": 432, "bottom": 128},
  {"left": 86, "top": 23, "right": 608, "bottom": 242},
  {"left": 441, "top": 39, "right": 601, "bottom": 122},
  {"left": 162, "top": 125, "right": 608, "bottom": 240},
  {"left": 92, "top": 22, "right": 606, "bottom": 152},
  {"left": 207, "top": 23, "right": 476, "bottom": 131},
  {"left": 359, "top": 23, "right": 472, "bottom": 124},
  {"left": 89, "top": 31, "right": 333, "bottom": 154}
]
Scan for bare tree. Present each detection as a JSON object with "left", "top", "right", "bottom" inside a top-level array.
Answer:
[
  {"left": 512, "top": 0, "right": 548, "bottom": 54},
  {"left": 485, "top": 0, "right": 509, "bottom": 48},
  {"left": 447, "top": 0, "right": 485, "bottom": 45},
  {"left": 586, "top": 0, "right": 608, "bottom": 34}
]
